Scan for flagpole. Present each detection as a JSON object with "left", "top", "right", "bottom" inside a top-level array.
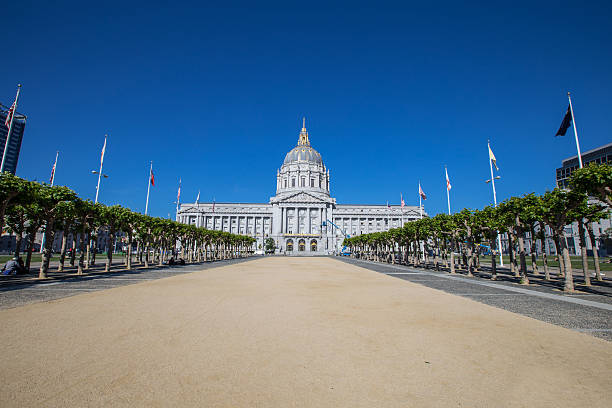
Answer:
[
  {"left": 145, "top": 161, "right": 152, "bottom": 215},
  {"left": 567, "top": 92, "right": 583, "bottom": 168},
  {"left": 445, "top": 167, "right": 451, "bottom": 215},
  {"left": 50, "top": 151, "right": 59, "bottom": 186},
  {"left": 176, "top": 177, "right": 181, "bottom": 216},
  {"left": 94, "top": 135, "right": 107, "bottom": 204},
  {"left": 419, "top": 182, "right": 423, "bottom": 219},
  {"left": 40, "top": 150, "right": 60, "bottom": 253},
  {"left": 488, "top": 141, "right": 504, "bottom": 266},
  {"left": 1, "top": 84, "right": 22, "bottom": 173},
  {"left": 400, "top": 193, "right": 404, "bottom": 226}
]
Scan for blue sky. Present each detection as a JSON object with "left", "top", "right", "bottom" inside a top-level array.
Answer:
[{"left": 2, "top": 0, "right": 611, "bottom": 218}]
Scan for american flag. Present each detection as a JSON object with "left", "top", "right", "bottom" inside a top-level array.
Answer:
[
  {"left": 4, "top": 102, "right": 15, "bottom": 129},
  {"left": 49, "top": 161, "right": 56, "bottom": 183}
]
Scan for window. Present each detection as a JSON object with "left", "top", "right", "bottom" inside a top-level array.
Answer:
[
  {"left": 301, "top": 177, "right": 306, "bottom": 186},
  {"left": 292, "top": 178, "right": 296, "bottom": 187},
  {"left": 284, "top": 180, "right": 287, "bottom": 188},
  {"left": 311, "top": 178, "right": 315, "bottom": 187}
]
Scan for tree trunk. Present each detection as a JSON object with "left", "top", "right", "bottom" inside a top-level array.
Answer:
[
  {"left": 106, "top": 227, "right": 115, "bottom": 272},
  {"left": 586, "top": 223, "right": 602, "bottom": 282},
  {"left": 91, "top": 235, "right": 98, "bottom": 266},
  {"left": 490, "top": 238, "right": 497, "bottom": 280},
  {"left": 465, "top": 241, "right": 474, "bottom": 277},
  {"left": 14, "top": 233, "right": 23, "bottom": 259},
  {"left": 127, "top": 233, "right": 133, "bottom": 270},
  {"left": 529, "top": 227, "right": 539, "bottom": 276},
  {"left": 517, "top": 231, "right": 529, "bottom": 284},
  {"left": 560, "top": 235, "right": 575, "bottom": 292},
  {"left": 77, "top": 232, "right": 87, "bottom": 275},
  {"left": 58, "top": 231, "right": 68, "bottom": 272},
  {"left": 577, "top": 219, "right": 590, "bottom": 286},
  {"left": 70, "top": 234, "right": 77, "bottom": 267},
  {"left": 553, "top": 236, "right": 564, "bottom": 277},
  {"left": 39, "top": 219, "right": 55, "bottom": 279},
  {"left": 25, "top": 233, "right": 35, "bottom": 272},
  {"left": 543, "top": 252, "right": 550, "bottom": 281},
  {"left": 449, "top": 241, "right": 456, "bottom": 274}
]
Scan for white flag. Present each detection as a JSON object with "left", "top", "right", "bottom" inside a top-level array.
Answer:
[
  {"left": 445, "top": 168, "right": 452, "bottom": 191},
  {"left": 100, "top": 136, "right": 107, "bottom": 167},
  {"left": 196, "top": 190, "right": 200, "bottom": 203},
  {"left": 488, "top": 143, "right": 499, "bottom": 171}
]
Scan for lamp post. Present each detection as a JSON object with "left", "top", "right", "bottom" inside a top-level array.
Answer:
[{"left": 91, "top": 170, "right": 109, "bottom": 203}]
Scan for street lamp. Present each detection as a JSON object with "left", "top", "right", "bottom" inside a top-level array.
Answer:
[
  {"left": 485, "top": 176, "right": 500, "bottom": 183},
  {"left": 91, "top": 170, "right": 108, "bottom": 204}
]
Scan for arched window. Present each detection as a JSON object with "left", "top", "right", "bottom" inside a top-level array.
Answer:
[
  {"left": 310, "top": 239, "right": 317, "bottom": 252},
  {"left": 286, "top": 239, "right": 294, "bottom": 252},
  {"left": 284, "top": 179, "right": 287, "bottom": 188},
  {"left": 298, "top": 239, "right": 306, "bottom": 251}
]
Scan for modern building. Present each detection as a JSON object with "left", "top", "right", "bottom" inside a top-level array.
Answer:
[
  {"left": 177, "top": 122, "right": 424, "bottom": 255},
  {"left": 0, "top": 103, "right": 26, "bottom": 175},
  {"left": 553, "top": 142, "right": 612, "bottom": 256},
  {"left": 555, "top": 142, "right": 612, "bottom": 189}
]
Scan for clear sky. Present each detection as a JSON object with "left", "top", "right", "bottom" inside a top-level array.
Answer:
[{"left": 2, "top": 0, "right": 611, "bottom": 218}]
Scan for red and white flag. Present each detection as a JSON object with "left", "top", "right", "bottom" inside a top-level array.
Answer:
[
  {"left": 419, "top": 183, "right": 427, "bottom": 200},
  {"left": 4, "top": 102, "right": 15, "bottom": 129},
  {"left": 400, "top": 193, "right": 405, "bottom": 208},
  {"left": 445, "top": 168, "right": 452, "bottom": 191},
  {"left": 49, "top": 160, "right": 56, "bottom": 183},
  {"left": 177, "top": 178, "right": 181, "bottom": 202},
  {"left": 49, "top": 151, "right": 59, "bottom": 185}
]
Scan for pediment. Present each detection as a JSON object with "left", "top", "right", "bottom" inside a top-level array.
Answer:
[{"left": 272, "top": 191, "right": 331, "bottom": 204}]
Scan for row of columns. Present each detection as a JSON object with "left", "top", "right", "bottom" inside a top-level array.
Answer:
[
  {"left": 280, "top": 206, "right": 329, "bottom": 235},
  {"left": 332, "top": 217, "right": 406, "bottom": 235},
  {"left": 190, "top": 214, "right": 272, "bottom": 236}
]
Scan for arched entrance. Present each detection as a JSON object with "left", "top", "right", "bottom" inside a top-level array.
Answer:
[
  {"left": 310, "top": 239, "right": 317, "bottom": 252},
  {"left": 286, "top": 239, "right": 294, "bottom": 252},
  {"left": 298, "top": 239, "right": 306, "bottom": 252}
]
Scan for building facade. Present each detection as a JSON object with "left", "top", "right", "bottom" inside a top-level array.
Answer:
[
  {"left": 552, "top": 142, "right": 612, "bottom": 256},
  {"left": 0, "top": 104, "right": 26, "bottom": 175},
  {"left": 177, "top": 122, "right": 424, "bottom": 254},
  {"left": 555, "top": 142, "right": 612, "bottom": 189}
]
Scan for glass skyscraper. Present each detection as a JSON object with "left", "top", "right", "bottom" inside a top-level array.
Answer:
[{"left": 0, "top": 104, "right": 26, "bottom": 175}]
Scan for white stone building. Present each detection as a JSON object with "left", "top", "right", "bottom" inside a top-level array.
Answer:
[{"left": 177, "top": 122, "right": 424, "bottom": 255}]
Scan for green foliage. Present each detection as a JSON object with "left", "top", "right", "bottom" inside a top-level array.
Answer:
[
  {"left": 569, "top": 163, "right": 612, "bottom": 206},
  {"left": 265, "top": 237, "right": 276, "bottom": 253}
]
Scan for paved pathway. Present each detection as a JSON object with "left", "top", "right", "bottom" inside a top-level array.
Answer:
[
  {"left": 338, "top": 257, "right": 612, "bottom": 340},
  {"left": 1, "top": 257, "right": 610, "bottom": 407}
]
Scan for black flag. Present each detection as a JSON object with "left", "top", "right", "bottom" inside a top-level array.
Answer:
[{"left": 556, "top": 105, "right": 572, "bottom": 136}]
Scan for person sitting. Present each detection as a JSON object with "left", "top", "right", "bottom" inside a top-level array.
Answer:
[
  {"left": 2, "top": 257, "right": 25, "bottom": 276},
  {"left": 168, "top": 257, "right": 176, "bottom": 265},
  {"left": 178, "top": 258, "right": 185, "bottom": 265}
]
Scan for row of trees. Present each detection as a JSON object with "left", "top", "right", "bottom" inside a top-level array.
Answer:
[
  {"left": 1, "top": 173, "right": 256, "bottom": 279},
  {"left": 343, "top": 164, "right": 612, "bottom": 292}
]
